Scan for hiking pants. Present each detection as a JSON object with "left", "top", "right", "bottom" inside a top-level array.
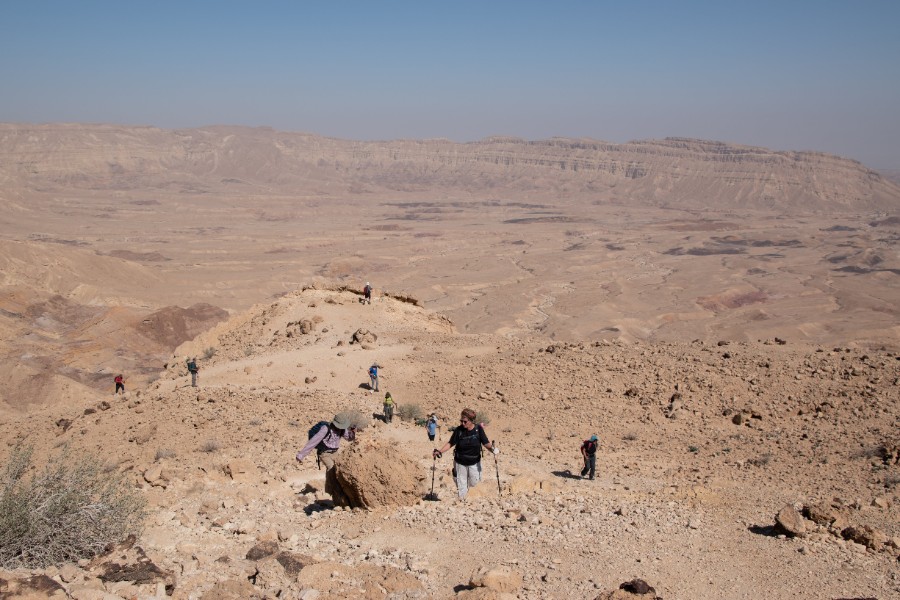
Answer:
[
  {"left": 115, "top": 383, "right": 124, "bottom": 394},
  {"left": 454, "top": 461, "right": 482, "bottom": 499},
  {"left": 370, "top": 375, "right": 378, "bottom": 391},
  {"left": 318, "top": 450, "right": 337, "bottom": 470},
  {"left": 191, "top": 371, "right": 198, "bottom": 387},
  {"left": 581, "top": 454, "right": 596, "bottom": 479},
  {"left": 384, "top": 404, "right": 393, "bottom": 423}
]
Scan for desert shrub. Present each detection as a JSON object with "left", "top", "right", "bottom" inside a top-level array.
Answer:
[
  {"left": 202, "top": 347, "right": 217, "bottom": 360},
  {"left": 622, "top": 433, "right": 638, "bottom": 442},
  {"left": 688, "top": 445, "right": 699, "bottom": 453},
  {"left": 396, "top": 403, "right": 423, "bottom": 422},
  {"left": 200, "top": 439, "right": 221, "bottom": 453},
  {"left": 473, "top": 410, "right": 491, "bottom": 425},
  {"left": 0, "top": 446, "right": 146, "bottom": 569},
  {"left": 154, "top": 448, "right": 176, "bottom": 461},
  {"left": 747, "top": 453, "right": 772, "bottom": 467}
]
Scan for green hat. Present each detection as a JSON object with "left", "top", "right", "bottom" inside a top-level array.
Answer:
[{"left": 332, "top": 414, "right": 351, "bottom": 430}]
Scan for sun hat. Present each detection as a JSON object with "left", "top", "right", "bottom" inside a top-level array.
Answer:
[
  {"left": 590, "top": 435, "right": 598, "bottom": 442},
  {"left": 331, "top": 414, "right": 351, "bottom": 430}
]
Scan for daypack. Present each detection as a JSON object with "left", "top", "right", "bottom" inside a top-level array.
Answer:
[
  {"left": 582, "top": 440, "right": 598, "bottom": 455},
  {"left": 308, "top": 420, "right": 330, "bottom": 442}
]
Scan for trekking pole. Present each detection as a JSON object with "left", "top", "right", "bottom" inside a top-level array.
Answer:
[
  {"left": 425, "top": 453, "right": 439, "bottom": 501},
  {"left": 492, "top": 440, "right": 502, "bottom": 497}
]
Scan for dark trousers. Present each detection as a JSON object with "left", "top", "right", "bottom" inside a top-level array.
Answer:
[
  {"left": 581, "top": 454, "right": 596, "bottom": 479},
  {"left": 115, "top": 383, "right": 124, "bottom": 394}
]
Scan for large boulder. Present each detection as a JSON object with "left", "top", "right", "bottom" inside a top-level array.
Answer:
[{"left": 325, "top": 440, "right": 424, "bottom": 508}]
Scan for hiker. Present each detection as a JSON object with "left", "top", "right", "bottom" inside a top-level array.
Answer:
[
  {"left": 581, "top": 434, "right": 598, "bottom": 479},
  {"left": 368, "top": 363, "right": 380, "bottom": 392},
  {"left": 363, "top": 282, "right": 372, "bottom": 304},
  {"left": 433, "top": 408, "right": 497, "bottom": 500},
  {"left": 296, "top": 414, "right": 357, "bottom": 471},
  {"left": 425, "top": 413, "right": 439, "bottom": 442},
  {"left": 114, "top": 374, "right": 124, "bottom": 395},
  {"left": 186, "top": 357, "right": 199, "bottom": 387},
  {"left": 383, "top": 392, "right": 395, "bottom": 423}
]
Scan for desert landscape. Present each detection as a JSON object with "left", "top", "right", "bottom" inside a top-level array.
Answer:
[{"left": 0, "top": 124, "right": 898, "bottom": 599}]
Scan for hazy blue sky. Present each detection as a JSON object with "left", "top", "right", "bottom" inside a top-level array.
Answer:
[{"left": 2, "top": 1, "right": 899, "bottom": 168}]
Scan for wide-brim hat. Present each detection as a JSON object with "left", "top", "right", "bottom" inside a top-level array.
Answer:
[{"left": 332, "top": 415, "right": 351, "bottom": 430}]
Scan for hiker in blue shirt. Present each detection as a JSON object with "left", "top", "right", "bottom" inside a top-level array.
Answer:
[
  {"left": 368, "top": 363, "right": 380, "bottom": 392},
  {"left": 425, "top": 413, "right": 439, "bottom": 442}
]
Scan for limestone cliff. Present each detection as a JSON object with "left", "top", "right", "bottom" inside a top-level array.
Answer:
[{"left": 1, "top": 123, "right": 898, "bottom": 212}]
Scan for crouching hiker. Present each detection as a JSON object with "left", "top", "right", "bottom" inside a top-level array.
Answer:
[
  {"left": 296, "top": 414, "right": 357, "bottom": 470},
  {"left": 433, "top": 408, "right": 497, "bottom": 500},
  {"left": 581, "top": 434, "right": 598, "bottom": 479}
]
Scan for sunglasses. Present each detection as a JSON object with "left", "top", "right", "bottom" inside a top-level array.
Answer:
[{"left": 460, "top": 418, "right": 470, "bottom": 423}]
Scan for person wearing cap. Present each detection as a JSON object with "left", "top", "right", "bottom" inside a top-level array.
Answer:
[
  {"left": 425, "top": 413, "right": 439, "bottom": 442},
  {"left": 363, "top": 282, "right": 372, "bottom": 304},
  {"left": 295, "top": 414, "right": 357, "bottom": 470},
  {"left": 580, "top": 434, "right": 599, "bottom": 480},
  {"left": 433, "top": 408, "right": 497, "bottom": 500},
  {"left": 368, "top": 363, "right": 380, "bottom": 392}
]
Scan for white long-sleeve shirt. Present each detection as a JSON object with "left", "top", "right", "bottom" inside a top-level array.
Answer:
[{"left": 296, "top": 425, "right": 355, "bottom": 461}]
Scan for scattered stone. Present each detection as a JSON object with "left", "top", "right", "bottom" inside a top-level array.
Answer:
[
  {"left": 775, "top": 505, "right": 807, "bottom": 537},
  {"left": 469, "top": 565, "right": 523, "bottom": 593},
  {"left": 841, "top": 525, "right": 887, "bottom": 551},
  {"left": 246, "top": 540, "right": 279, "bottom": 561},
  {"left": 225, "top": 459, "right": 257, "bottom": 482}
]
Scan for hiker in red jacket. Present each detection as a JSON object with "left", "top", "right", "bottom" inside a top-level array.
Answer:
[{"left": 114, "top": 374, "right": 125, "bottom": 395}]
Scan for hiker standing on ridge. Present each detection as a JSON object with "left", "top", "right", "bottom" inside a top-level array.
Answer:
[
  {"left": 296, "top": 414, "right": 357, "bottom": 471},
  {"left": 433, "top": 408, "right": 497, "bottom": 500},
  {"left": 383, "top": 392, "right": 395, "bottom": 423},
  {"left": 363, "top": 282, "right": 372, "bottom": 304},
  {"left": 114, "top": 374, "right": 125, "bottom": 395},
  {"left": 186, "top": 357, "right": 199, "bottom": 387},
  {"left": 581, "top": 434, "right": 598, "bottom": 480},
  {"left": 368, "top": 363, "right": 380, "bottom": 393}
]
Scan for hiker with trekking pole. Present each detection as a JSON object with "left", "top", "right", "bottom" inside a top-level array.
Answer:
[{"left": 432, "top": 408, "right": 498, "bottom": 500}]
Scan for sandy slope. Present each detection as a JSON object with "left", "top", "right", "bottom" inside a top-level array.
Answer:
[{"left": 1, "top": 288, "right": 896, "bottom": 599}]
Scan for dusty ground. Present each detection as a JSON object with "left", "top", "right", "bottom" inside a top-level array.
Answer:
[
  {"left": 1, "top": 288, "right": 897, "bottom": 599},
  {"left": 0, "top": 125, "right": 898, "bottom": 598}
]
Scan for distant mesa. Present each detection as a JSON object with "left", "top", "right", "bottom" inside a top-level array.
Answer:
[{"left": 2, "top": 123, "right": 899, "bottom": 213}]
